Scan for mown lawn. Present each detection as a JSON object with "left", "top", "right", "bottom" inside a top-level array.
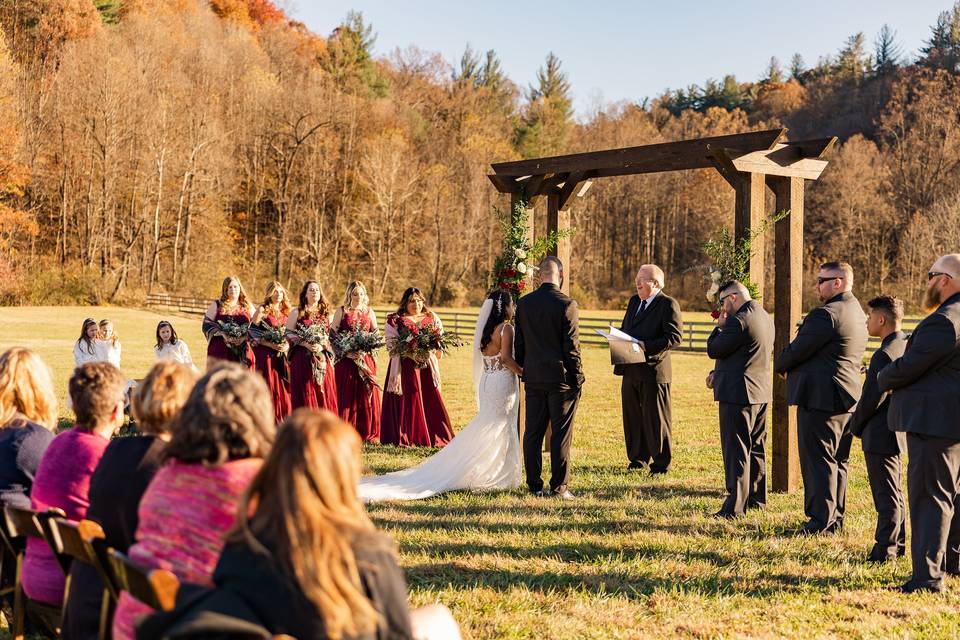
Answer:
[{"left": 2, "top": 306, "right": 958, "bottom": 639}]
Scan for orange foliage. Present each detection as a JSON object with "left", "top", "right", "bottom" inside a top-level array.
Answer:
[{"left": 209, "top": 0, "right": 285, "bottom": 30}]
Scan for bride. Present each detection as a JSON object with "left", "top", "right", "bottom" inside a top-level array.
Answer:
[{"left": 359, "top": 289, "right": 522, "bottom": 501}]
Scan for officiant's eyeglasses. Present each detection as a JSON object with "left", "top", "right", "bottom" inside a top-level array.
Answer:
[{"left": 928, "top": 271, "right": 953, "bottom": 280}]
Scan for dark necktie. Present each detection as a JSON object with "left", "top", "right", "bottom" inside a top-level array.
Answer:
[{"left": 636, "top": 299, "right": 647, "bottom": 316}]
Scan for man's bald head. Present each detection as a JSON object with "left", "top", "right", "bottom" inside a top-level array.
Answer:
[
  {"left": 539, "top": 256, "right": 563, "bottom": 285},
  {"left": 925, "top": 253, "right": 960, "bottom": 310},
  {"left": 933, "top": 254, "right": 960, "bottom": 279}
]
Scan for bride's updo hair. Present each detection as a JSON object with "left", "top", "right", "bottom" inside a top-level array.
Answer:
[{"left": 480, "top": 289, "right": 513, "bottom": 352}]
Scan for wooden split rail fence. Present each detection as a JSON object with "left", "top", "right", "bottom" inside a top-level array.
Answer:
[{"left": 145, "top": 293, "right": 919, "bottom": 356}]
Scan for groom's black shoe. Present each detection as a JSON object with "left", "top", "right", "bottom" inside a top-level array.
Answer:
[
  {"left": 627, "top": 461, "right": 646, "bottom": 471},
  {"left": 529, "top": 489, "right": 547, "bottom": 497}
]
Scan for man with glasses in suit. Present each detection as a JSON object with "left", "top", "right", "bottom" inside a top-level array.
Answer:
[
  {"left": 775, "top": 261, "right": 867, "bottom": 534},
  {"left": 615, "top": 264, "right": 683, "bottom": 475},
  {"left": 878, "top": 254, "right": 960, "bottom": 592}
]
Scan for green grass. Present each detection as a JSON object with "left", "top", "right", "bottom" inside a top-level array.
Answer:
[{"left": 2, "top": 306, "right": 959, "bottom": 638}]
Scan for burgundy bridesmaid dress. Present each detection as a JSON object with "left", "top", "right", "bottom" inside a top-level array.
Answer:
[
  {"left": 289, "top": 313, "right": 338, "bottom": 414},
  {"left": 205, "top": 302, "right": 255, "bottom": 369},
  {"left": 333, "top": 308, "right": 382, "bottom": 442},
  {"left": 380, "top": 313, "right": 454, "bottom": 447},
  {"left": 252, "top": 310, "right": 292, "bottom": 423}
]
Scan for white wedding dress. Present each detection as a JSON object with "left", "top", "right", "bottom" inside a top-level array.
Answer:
[{"left": 358, "top": 302, "right": 522, "bottom": 502}]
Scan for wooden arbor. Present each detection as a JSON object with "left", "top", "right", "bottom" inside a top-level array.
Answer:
[{"left": 487, "top": 128, "right": 837, "bottom": 493}]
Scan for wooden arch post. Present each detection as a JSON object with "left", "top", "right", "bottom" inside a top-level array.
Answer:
[{"left": 489, "top": 129, "right": 836, "bottom": 493}]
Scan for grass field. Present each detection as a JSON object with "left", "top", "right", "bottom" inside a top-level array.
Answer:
[{"left": 2, "top": 306, "right": 960, "bottom": 639}]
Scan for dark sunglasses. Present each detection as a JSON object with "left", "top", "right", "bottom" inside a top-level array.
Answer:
[
  {"left": 816, "top": 276, "right": 843, "bottom": 285},
  {"left": 718, "top": 293, "right": 734, "bottom": 304},
  {"left": 928, "top": 271, "right": 954, "bottom": 280}
]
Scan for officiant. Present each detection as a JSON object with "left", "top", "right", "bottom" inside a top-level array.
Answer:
[{"left": 615, "top": 264, "right": 683, "bottom": 474}]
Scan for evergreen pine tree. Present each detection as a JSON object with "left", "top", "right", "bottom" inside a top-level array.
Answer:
[
  {"left": 515, "top": 52, "right": 573, "bottom": 158},
  {"left": 764, "top": 56, "right": 784, "bottom": 83},
  {"left": 873, "top": 24, "right": 902, "bottom": 76},
  {"left": 789, "top": 53, "right": 806, "bottom": 81}
]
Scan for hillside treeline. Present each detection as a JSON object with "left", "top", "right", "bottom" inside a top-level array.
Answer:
[{"left": 1, "top": 0, "right": 959, "bottom": 310}]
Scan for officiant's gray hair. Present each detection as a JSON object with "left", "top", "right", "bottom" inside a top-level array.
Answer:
[{"left": 639, "top": 264, "right": 665, "bottom": 289}]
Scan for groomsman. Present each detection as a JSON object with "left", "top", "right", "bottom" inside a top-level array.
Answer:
[
  {"left": 706, "top": 281, "right": 774, "bottom": 518},
  {"left": 615, "top": 264, "right": 683, "bottom": 475},
  {"left": 775, "top": 261, "right": 867, "bottom": 534},
  {"left": 878, "top": 254, "right": 960, "bottom": 593},
  {"left": 850, "top": 296, "right": 908, "bottom": 562}
]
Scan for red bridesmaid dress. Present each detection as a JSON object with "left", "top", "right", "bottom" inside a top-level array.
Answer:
[
  {"left": 253, "top": 309, "right": 292, "bottom": 423},
  {"left": 333, "top": 308, "right": 381, "bottom": 442},
  {"left": 380, "top": 313, "right": 454, "bottom": 448},
  {"left": 205, "top": 302, "right": 255, "bottom": 369},
  {"left": 288, "top": 313, "right": 338, "bottom": 414}
]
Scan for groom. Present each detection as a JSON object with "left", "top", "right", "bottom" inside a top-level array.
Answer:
[{"left": 514, "top": 256, "right": 585, "bottom": 500}]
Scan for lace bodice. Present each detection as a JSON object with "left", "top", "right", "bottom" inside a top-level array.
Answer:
[{"left": 482, "top": 353, "right": 507, "bottom": 373}]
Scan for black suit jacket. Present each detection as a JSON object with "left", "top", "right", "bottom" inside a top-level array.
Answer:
[
  {"left": 878, "top": 292, "right": 960, "bottom": 439},
  {"left": 613, "top": 293, "right": 683, "bottom": 383},
  {"left": 707, "top": 300, "right": 774, "bottom": 405},
  {"left": 850, "top": 331, "right": 907, "bottom": 455},
  {"left": 774, "top": 291, "right": 868, "bottom": 412},
  {"left": 514, "top": 283, "right": 585, "bottom": 390}
]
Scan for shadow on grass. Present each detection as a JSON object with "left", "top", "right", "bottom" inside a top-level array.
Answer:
[{"left": 404, "top": 562, "right": 841, "bottom": 600}]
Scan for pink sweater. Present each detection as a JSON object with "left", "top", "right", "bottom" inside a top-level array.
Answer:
[
  {"left": 23, "top": 427, "right": 110, "bottom": 604},
  {"left": 111, "top": 458, "right": 262, "bottom": 640}
]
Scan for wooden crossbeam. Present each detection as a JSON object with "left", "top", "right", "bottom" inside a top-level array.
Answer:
[
  {"left": 557, "top": 171, "right": 588, "bottom": 210},
  {"left": 718, "top": 144, "right": 830, "bottom": 181},
  {"left": 491, "top": 129, "right": 786, "bottom": 178}
]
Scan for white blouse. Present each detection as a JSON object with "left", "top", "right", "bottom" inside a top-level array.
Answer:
[
  {"left": 155, "top": 340, "right": 197, "bottom": 371},
  {"left": 97, "top": 340, "right": 122, "bottom": 368},
  {"left": 73, "top": 341, "right": 101, "bottom": 366}
]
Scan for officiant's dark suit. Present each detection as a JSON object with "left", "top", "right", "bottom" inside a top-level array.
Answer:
[
  {"left": 775, "top": 274, "right": 867, "bottom": 534},
  {"left": 615, "top": 281, "right": 683, "bottom": 474},
  {"left": 878, "top": 286, "right": 960, "bottom": 592},
  {"left": 514, "top": 280, "right": 584, "bottom": 496},
  {"left": 707, "top": 297, "right": 774, "bottom": 516}
]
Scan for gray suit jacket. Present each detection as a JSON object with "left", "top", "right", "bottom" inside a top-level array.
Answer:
[
  {"left": 850, "top": 331, "right": 907, "bottom": 455},
  {"left": 878, "top": 292, "right": 960, "bottom": 439},
  {"left": 514, "top": 283, "right": 585, "bottom": 390},
  {"left": 774, "top": 291, "right": 868, "bottom": 413},
  {"left": 707, "top": 300, "right": 775, "bottom": 405},
  {"left": 614, "top": 293, "right": 683, "bottom": 383}
]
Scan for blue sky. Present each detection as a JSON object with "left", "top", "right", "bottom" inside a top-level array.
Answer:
[{"left": 290, "top": 1, "right": 953, "bottom": 118}]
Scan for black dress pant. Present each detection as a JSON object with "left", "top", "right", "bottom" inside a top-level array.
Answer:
[
  {"left": 621, "top": 373, "right": 672, "bottom": 472},
  {"left": 718, "top": 402, "right": 767, "bottom": 515},
  {"left": 905, "top": 433, "right": 960, "bottom": 590},
  {"left": 523, "top": 384, "right": 580, "bottom": 493},
  {"left": 863, "top": 451, "right": 906, "bottom": 560},
  {"left": 797, "top": 407, "right": 853, "bottom": 530}
]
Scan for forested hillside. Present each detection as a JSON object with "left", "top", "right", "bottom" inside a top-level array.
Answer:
[{"left": 1, "top": 0, "right": 959, "bottom": 309}]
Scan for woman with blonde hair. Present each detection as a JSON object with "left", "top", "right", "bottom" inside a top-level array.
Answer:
[
  {"left": 332, "top": 280, "right": 381, "bottom": 441},
  {"left": 203, "top": 276, "right": 256, "bottom": 370},
  {"left": 111, "top": 363, "right": 275, "bottom": 640},
  {"left": 251, "top": 281, "right": 292, "bottom": 422},
  {"left": 0, "top": 348, "right": 57, "bottom": 509},
  {"left": 63, "top": 361, "right": 197, "bottom": 640}
]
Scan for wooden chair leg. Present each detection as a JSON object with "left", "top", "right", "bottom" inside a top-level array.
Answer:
[{"left": 12, "top": 556, "right": 24, "bottom": 640}]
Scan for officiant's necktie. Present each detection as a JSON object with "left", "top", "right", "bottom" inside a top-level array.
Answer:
[{"left": 636, "top": 299, "right": 648, "bottom": 316}]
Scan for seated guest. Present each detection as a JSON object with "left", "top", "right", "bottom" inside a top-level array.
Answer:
[
  {"left": 74, "top": 318, "right": 101, "bottom": 366},
  {"left": 97, "top": 319, "right": 122, "bottom": 369},
  {"left": 850, "top": 296, "right": 908, "bottom": 562},
  {"left": 154, "top": 321, "right": 198, "bottom": 372},
  {"left": 111, "top": 363, "right": 275, "bottom": 640},
  {"left": 0, "top": 348, "right": 57, "bottom": 509},
  {"left": 23, "top": 362, "right": 127, "bottom": 605},
  {"left": 212, "top": 408, "right": 414, "bottom": 640},
  {"left": 61, "top": 361, "right": 197, "bottom": 640}
]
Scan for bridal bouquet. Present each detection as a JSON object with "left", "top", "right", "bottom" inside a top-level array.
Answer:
[
  {"left": 289, "top": 323, "right": 333, "bottom": 384},
  {"left": 332, "top": 325, "right": 385, "bottom": 388}
]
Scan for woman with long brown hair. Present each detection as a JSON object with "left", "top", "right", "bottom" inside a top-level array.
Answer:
[
  {"left": 332, "top": 280, "right": 381, "bottom": 442},
  {"left": 203, "top": 276, "right": 256, "bottom": 370},
  {"left": 208, "top": 409, "right": 413, "bottom": 639},
  {"left": 380, "top": 287, "right": 454, "bottom": 447},
  {"left": 285, "top": 281, "right": 338, "bottom": 413},
  {"left": 251, "top": 281, "right": 292, "bottom": 422}
]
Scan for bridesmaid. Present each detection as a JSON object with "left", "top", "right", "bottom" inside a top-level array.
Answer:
[
  {"left": 332, "top": 281, "right": 381, "bottom": 442},
  {"left": 286, "top": 281, "right": 338, "bottom": 413},
  {"left": 381, "top": 287, "right": 454, "bottom": 448},
  {"left": 203, "top": 276, "right": 256, "bottom": 370},
  {"left": 251, "top": 281, "right": 292, "bottom": 423}
]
